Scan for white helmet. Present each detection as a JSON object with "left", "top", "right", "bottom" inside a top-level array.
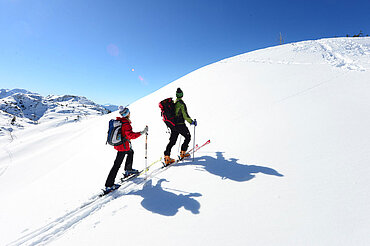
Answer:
[{"left": 119, "top": 106, "right": 130, "bottom": 117}]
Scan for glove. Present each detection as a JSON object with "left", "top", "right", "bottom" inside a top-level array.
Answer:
[
  {"left": 141, "top": 125, "right": 148, "bottom": 135},
  {"left": 191, "top": 119, "right": 197, "bottom": 126}
]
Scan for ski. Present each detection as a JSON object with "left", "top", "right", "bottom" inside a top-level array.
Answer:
[
  {"left": 194, "top": 139, "right": 211, "bottom": 152},
  {"left": 145, "top": 139, "right": 210, "bottom": 180},
  {"left": 100, "top": 184, "right": 121, "bottom": 196},
  {"left": 161, "top": 139, "right": 211, "bottom": 169},
  {"left": 139, "top": 156, "right": 163, "bottom": 176},
  {"left": 99, "top": 157, "right": 162, "bottom": 197},
  {"left": 160, "top": 143, "right": 199, "bottom": 168},
  {"left": 186, "top": 144, "right": 199, "bottom": 155},
  {"left": 120, "top": 157, "right": 162, "bottom": 182},
  {"left": 120, "top": 172, "right": 140, "bottom": 183}
]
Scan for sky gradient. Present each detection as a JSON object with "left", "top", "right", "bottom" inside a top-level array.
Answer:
[{"left": 1, "top": 0, "right": 369, "bottom": 105}]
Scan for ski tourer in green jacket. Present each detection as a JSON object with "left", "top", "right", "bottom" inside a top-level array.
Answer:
[
  {"left": 175, "top": 98, "right": 193, "bottom": 125},
  {"left": 164, "top": 88, "right": 197, "bottom": 165}
]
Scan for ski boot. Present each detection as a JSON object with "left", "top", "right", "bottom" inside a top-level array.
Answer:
[
  {"left": 124, "top": 169, "right": 139, "bottom": 178},
  {"left": 104, "top": 184, "right": 121, "bottom": 194},
  {"left": 180, "top": 150, "right": 190, "bottom": 159},
  {"left": 164, "top": 155, "right": 175, "bottom": 166}
]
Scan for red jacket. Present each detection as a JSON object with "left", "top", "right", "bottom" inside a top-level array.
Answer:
[{"left": 114, "top": 117, "right": 142, "bottom": 152}]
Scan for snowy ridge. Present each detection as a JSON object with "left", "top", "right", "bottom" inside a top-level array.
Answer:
[
  {"left": 0, "top": 89, "right": 34, "bottom": 99},
  {"left": 221, "top": 37, "right": 369, "bottom": 71},
  {"left": 0, "top": 89, "right": 114, "bottom": 137}
]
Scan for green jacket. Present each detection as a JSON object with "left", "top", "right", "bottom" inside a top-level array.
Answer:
[{"left": 175, "top": 98, "right": 193, "bottom": 124}]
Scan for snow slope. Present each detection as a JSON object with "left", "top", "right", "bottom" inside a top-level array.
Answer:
[{"left": 0, "top": 37, "right": 369, "bottom": 246}]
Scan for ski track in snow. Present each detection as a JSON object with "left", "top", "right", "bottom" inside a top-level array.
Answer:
[
  {"left": 275, "top": 70, "right": 349, "bottom": 104},
  {"left": 7, "top": 180, "right": 140, "bottom": 246},
  {"left": 317, "top": 40, "right": 366, "bottom": 71},
  {"left": 0, "top": 136, "right": 15, "bottom": 177},
  {"left": 297, "top": 39, "right": 368, "bottom": 71},
  {"left": 6, "top": 163, "right": 180, "bottom": 246},
  {"left": 0, "top": 166, "right": 8, "bottom": 176},
  {"left": 0, "top": 152, "right": 11, "bottom": 176}
]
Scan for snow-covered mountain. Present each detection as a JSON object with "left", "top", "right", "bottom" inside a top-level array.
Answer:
[
  {"left": 0, "top": 37, "right": 369, "bottom": 246},
  {"left": 0, "top": 89, "right": 116, "bottom": 137},
  {"left": 101, "top": 104, "right": 119, "bottom": 112},
  {"left": 0, "top": 89, "right": 34, "bottom": 99}
]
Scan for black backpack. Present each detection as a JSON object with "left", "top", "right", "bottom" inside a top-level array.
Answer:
[{"left": 159, "top": 98, "right": 176, "bottom": 128}]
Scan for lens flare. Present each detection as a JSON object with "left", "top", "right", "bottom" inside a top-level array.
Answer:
[
  {"left": 107, "top": 44, "right": 119, "bottom": 56},
  {"left": 138, "top": 75, "right": 148, "bottom": 85}
]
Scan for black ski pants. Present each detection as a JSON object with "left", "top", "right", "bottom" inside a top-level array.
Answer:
[
  {"left": 164, "top": 124, "right": 191, "bottom": 156},
  {"left": 105, "top": 149, "right": 134, "bottom": 187}
]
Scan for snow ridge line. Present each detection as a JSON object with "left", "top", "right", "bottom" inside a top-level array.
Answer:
[{"left": 218, "top": 38, "right": 369, "bottom": 71}]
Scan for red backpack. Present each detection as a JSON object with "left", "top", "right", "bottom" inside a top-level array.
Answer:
[{"left": 159, "top": 98, "right": 176, "bottom": 128}]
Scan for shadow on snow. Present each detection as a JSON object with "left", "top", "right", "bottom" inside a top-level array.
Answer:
[
  {"left": 127, "top": 179, "right": 201, "bottom": 216},
  {"left": 129, "top": 151, "right": 283, "bottom": 216},
  {"left": 177, "top": 151, "right": 284, "bottom": 182}
]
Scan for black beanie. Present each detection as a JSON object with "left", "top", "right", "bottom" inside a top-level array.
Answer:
[{"left": 176, "top": 88, "right": 183, "bottom": 98}]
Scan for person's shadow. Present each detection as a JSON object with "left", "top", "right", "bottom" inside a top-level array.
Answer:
[
  {"left": 128, "top": 151, "right": 283, "bottom": 216},
  {"left": 127, "top": 179, "right": 202, "bottom": 216},
  {"left": 177, "top": 151, "right": 284, "bottom": 182}
]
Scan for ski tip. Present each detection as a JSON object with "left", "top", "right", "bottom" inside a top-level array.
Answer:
[{"left": 100, "top": 190, "right": 109, "bottom": 197}]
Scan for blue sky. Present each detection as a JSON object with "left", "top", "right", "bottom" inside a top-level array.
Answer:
[{"left": 1, "top": 0, "right": 369, "bottom": 106}]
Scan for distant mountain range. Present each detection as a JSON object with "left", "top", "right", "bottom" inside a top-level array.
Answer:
[{"left": 0, "top": 89, "right": 118, "bottom": 134}]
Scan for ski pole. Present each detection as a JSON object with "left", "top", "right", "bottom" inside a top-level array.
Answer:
[
  {"left": 177, "top": 135, "right": 182, "bottom": 153},
  {"left": 193, "top": 120, "right": 196, "bottom": 161},
  {"left": 145, "top": 126, "right": 148, "bottom": 180}
]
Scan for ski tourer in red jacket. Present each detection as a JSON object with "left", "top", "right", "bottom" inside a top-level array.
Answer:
[
  {"left": 113, "top": 116, "right": 142, "bottom": 152},
  {"left": 105, "top": 106, "right": 148, "bottom": 191}
]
